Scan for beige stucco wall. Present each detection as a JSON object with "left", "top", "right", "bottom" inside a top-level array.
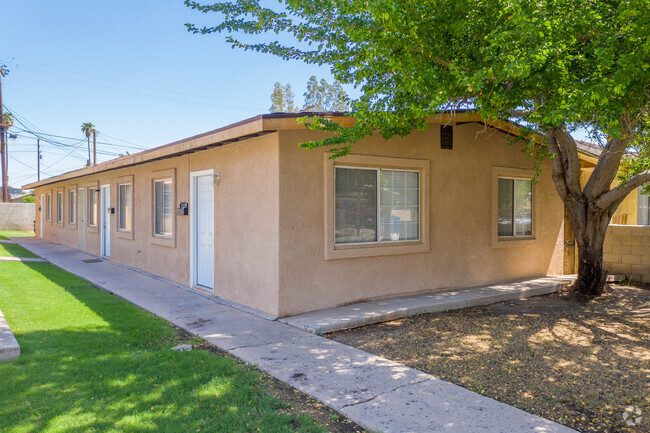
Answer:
[
  {"left": 0, "top": 203, "right": 35, "bottom": 231},
  {"left": 277, "top": 123, "right": 565, "bottom": 317},
  {"left": 35, "top": 133, "right": 281, "bottom": 316},
  {"left": 603, "top": 225, "right": 650, "bottom": 283},
  {"left": 33, "top": 119, "right": 567, "bottom": 318}
]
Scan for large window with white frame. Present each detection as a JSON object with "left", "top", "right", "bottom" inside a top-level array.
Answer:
[
  {"left": 154, "top": 179, "right": 173, "bottom": 236},
  {"left": 335, "top": 167, "right": 420, "bottom": 244},
  {"left": 68, "top": 190, "right": 76, "bottom": 225},
  {"left": 56, "top": 192, "right": 64, "bottom": 223},
  {"left": 88, "top": 189, "right": 98, "bottom": 226},
  {"left": 498, "top": 177, "right": 533, "bottom": 237},
  {"left": 118, "top": 183, "right": 132, "bottom": 231}
]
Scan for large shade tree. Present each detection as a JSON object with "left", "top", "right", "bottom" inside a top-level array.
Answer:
[{"left": 186, "top": 0, "right": 650, "bottom": 296}]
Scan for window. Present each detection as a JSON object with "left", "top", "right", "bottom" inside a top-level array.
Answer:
[
  {"left": 498, "top": 177, "right": 532, "bottom": 237},
  {"left": 118, "top": 183, "right": 132, "bottom": 231},
  {"left": 154, "top": 179, "right": 173, "bottom": 236},
  {"left": 46, "top": 194, "right": 51, "bottom": 221},
  {"left": 68, "top": 190, "right": 76, "bottom": 224},
  {"left": 56, "top": 192, "right": 64, "bottom": 223},
  {"left": 88, "top": 189, "right": 98, "bottom": 226},
  {"left": 335, "top": 167, "right": 419, "bottom": 244},
  {"left": 639, "top": 187, "right": 649, "bottom": 225}
]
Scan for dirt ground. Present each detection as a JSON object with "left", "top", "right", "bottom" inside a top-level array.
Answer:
[{"left": 329, "top": 283, "right": 649, "bottom": 433}]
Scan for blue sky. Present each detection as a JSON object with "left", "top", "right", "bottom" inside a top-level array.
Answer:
[{"left": 2, "top": 0, "right": 337, "bottom": 187}]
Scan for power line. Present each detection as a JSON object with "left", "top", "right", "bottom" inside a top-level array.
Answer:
[{"left": 1, "top": 56, "right": 266, "bottom": 110}]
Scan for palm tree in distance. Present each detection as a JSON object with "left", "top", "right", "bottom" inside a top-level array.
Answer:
[{"left": 81, "top": 122, "right": 95, "bottom": 166}]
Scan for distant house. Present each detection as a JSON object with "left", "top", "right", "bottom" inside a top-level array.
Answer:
[{"left": 24, "top": 112, "right": 584, "bottom": 318}]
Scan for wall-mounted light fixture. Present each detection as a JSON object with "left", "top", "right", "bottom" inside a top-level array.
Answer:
[{"left": 176, "top": 201, "right": 189, "bottom": 216}]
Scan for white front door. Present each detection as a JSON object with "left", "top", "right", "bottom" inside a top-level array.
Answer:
[
  {"left": 193, "top": 174, "right": 214, "bottom": 289},
  {"left": 100, "top": 185, "right": 110, "bottom": 257},
  {"left": 40, "top": 194, "right": 44, "bottom": 238},
  {"left": 78, "top": 188, "right": 86, "bottom": 250}
]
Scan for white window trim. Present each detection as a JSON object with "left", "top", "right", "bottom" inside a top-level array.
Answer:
[
  {"left": 88, "top": 188, "right": 98, "bottom": 227},
  {"left": 56, "top": 191, "right": 64, "bottom": 224},
  {"left": 491, "top": 167, "right": 538, "bottom": 248},
  {"left": 153, "top": 178, "right": 173, "bottom": 237},
  {"left": 68, "top": 189, "right": 77, "bottom": 226},
  {"left": 150, "top": 168, "right": 176, "bottom": 248},
  {"left": 325, "top": 153, "right": 430, "bottom": 260},
  {"left": 118, "top": 182, "right": 133, "bottom": 232}
]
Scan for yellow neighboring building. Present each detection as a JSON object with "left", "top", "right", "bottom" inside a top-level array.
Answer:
[{"left": 576, "top": 141, "right": 649, "bottom": 225}]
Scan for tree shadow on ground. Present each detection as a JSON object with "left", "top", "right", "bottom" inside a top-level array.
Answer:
[
  {"left": 0, "top": 262, "right": 323, "bottom": 433},
  {"left": 330, "top": 284, "right": 650, "bottom": 433}
]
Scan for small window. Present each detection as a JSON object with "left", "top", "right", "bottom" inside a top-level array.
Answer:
[
  {"left": 88, "top": 189, "right": 98, "bottom": 226},
  {"left": 498, "top": 178, "right": 532, "bottom": 237},
  {"left": 46, "top": 194, "right": 51, "bottom": 221},
  {"left": 56, "top": 192, "right": 64, "bottom": 223},
  {"left": 118, "top": 183, "right": 132, "bottom": 231},
  {"left": 68, "top": 190, "right": 76, "bottom": 224},
  {"left": 440, "top": 125, "right": 453, "bottom": 150},
  {"left": 638, "top": 187, "right": 649, "bottom": 225},
  {"left": 335, "top": 167, "right": 419, "bottom": 244},
  {"left": 154, "top": 179, "right": 173, "bottom": 236}
]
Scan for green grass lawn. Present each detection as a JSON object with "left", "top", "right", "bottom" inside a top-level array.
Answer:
[
  {"left": 0, "top": 261, "right": 326, "bottom": 433},
  {"left": 0, "top": 243, "right": 40, "bottom": 258},
  {"left": 0, "top": 230, "right": 35, "bottom": 240}
]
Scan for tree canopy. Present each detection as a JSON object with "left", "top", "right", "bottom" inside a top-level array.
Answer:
[{"left": 186, "top": 0, "right": 650, "bottom": 296}]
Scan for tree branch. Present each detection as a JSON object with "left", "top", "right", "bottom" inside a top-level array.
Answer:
[
  {"left": 594, "top": 169, "right": 650, "bottom": 211},
  {"left": 547, "top": 134, "right": 569, "bottom": 202},
  {"left": 583, "top": 114, "right": 634, "bottom": 199},
  {"left": 551, "top": 126, "right": 583, "bottom": 195}
]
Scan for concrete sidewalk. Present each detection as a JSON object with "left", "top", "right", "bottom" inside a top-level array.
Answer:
[{"left": 14, "top": 238, "right": 576, "bottom": 433}]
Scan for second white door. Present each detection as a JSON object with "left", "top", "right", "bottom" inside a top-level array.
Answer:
[{"left": 194, "top": 175, "right": 214, "bottom": 289}]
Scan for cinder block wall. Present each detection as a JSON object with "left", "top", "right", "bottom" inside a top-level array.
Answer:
[
  {"left": 603, "top": 225, "right": 650, "bottom": 283},
  {"left": 0, "top": 203, "right": 35, "bottom": 231}
]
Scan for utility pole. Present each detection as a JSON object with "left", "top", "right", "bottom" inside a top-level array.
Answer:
[
  {"left": 0, "top": 65, "right": 8, "bottom": 202},
  {"left": 93, "top": 129, "right": 96, "bottom": 165},
  {"left": 37, "top": 138, "right": 41, "bottom": 181}
]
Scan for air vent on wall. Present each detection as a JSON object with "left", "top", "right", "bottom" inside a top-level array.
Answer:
[{"left": 440, "top": 125, "right": 453, "bottom": 150}]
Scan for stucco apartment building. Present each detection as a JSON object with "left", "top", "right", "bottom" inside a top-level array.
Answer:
[{"left": 26, "top": 112, "right": 578, "bottom": 318}]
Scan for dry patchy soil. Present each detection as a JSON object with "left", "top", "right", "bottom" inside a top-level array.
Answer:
[{"left": 330, "top": 284, "right": 649, "bottom": 433}]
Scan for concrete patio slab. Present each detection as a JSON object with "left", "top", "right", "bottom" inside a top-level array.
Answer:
[
  {"left": 280, "top": 276, "right": 575, "bottom": 335},
  {"left": 13, "top": 238, "right": 577, "bottom": 433},
  {"left": 0, "top": 309, "right": 20, "bottom": 361}
]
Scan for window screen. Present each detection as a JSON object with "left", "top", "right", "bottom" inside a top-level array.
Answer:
[
  {"left": 154, "top": 179, "right": 173, "bottom": 236},
  {"left": 57, "top": 192, "right": 63, "bottom": 223},
  {"left": 88, "top": 189, "right": 98, "bottom": 226},
  {"left": 335, "top": 167, "right": 420, "bottom": 244},
  {"left": 119, "top": 184, "right": 132, "bottom": 231},
  {"left": 498, "top": 178, "right": 532, "bottom": 237},
  {"left": 68, "top": 190, "right": 76, "bottom": 224}
]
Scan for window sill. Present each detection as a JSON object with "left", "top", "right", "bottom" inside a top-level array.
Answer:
[
  {"left": 87, "top": 225, "right": 99, "bottom": 234},
  {"left": 117, "top": 230, "right": 134, "bottom": 240},
  {"left": 151, "top": 234, "right": 175, "bottom": 248},
  {"left": 492, "top": 236, "right": 538, "bottom": 248},
  {"left": 327, "top": 240, "right": 429, "bottom": 260}
]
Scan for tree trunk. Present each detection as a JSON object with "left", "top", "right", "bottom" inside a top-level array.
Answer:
[{"left": 574, "top": 240, "right": 608, "bottom": 297}]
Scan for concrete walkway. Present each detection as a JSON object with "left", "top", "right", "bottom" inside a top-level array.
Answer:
[
  {"left": 14, "top": 238, "right": 576, "bottom": 433},
  {"left": 281, "top": 276, "right": 574, "bottom": 334},
  {"left": 0, "top": 309, "right": 20, "bottom": 361}
]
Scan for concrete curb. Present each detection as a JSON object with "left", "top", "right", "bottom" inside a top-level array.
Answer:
[
  {"left": 0, "top": 309, "right": 20, "bottom": 361},
  {"left": 0, "top": 257, "right": 48, "bottom": 262},
  {"left": 280, "top": 277, "right": 575, "bottom": 335}
]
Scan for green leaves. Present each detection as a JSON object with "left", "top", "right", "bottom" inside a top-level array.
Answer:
[{"left": 186, "top": 0, "right": 649, "bottom": 178}]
